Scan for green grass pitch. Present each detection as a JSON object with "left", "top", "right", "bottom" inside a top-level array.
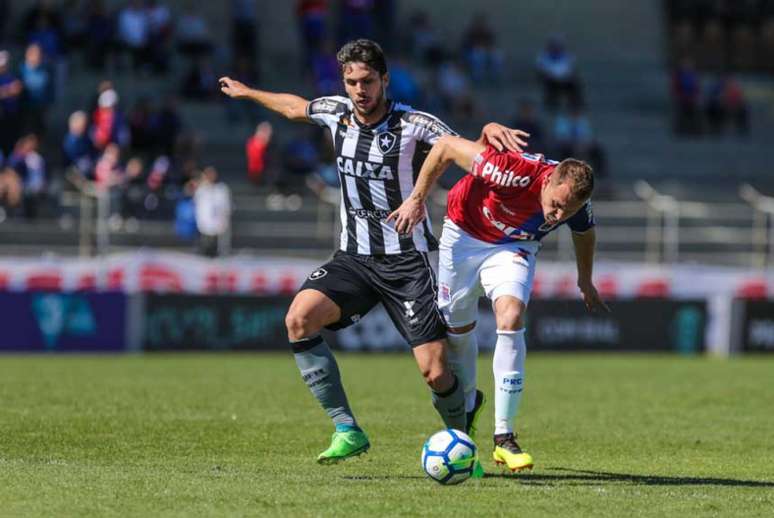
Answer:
[{"left": 1, "top": 353, "right": 773, "bottom": 517}]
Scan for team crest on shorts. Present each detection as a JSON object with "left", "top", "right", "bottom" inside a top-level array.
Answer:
[
  {"left": 308, "top": 268, "right": 327, "bottom": 280},
  {"left": 377, "top": 131, "right": 397, "bottom": 154},
  {"left": 439, "top": 283, "right": 451, "bottom": 302}
]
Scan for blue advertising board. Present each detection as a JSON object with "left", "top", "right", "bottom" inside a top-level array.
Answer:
[{"left": 0, "top": 292, "right": 127, "bottom": 352}]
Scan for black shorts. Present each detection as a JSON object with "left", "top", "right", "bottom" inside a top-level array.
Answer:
[{"left": 299, "top": 250, "right": 447, "bottom": 347}]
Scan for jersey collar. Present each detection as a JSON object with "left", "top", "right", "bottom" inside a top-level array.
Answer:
[{"left": 351, "top": 100, "right": 394, "bottom": 131}]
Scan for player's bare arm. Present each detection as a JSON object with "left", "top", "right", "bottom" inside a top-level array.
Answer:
[
  {"left": 478, "top": 123, "right": 530, "bottom": 152},
  {"left": 387, "top": 135, "right": 486, "bottom": 234},
  {"left": 219, "top": 76, "right": 309, "bottom": 122},
  {"left": 571, "top": 227, "right": 610, "bottom": 312}
]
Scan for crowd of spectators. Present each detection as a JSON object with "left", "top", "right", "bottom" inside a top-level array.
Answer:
[
  {"left": 671, "top": 57, "right": 750, "bottom": 136},
  {"left": 0, "top": 1, "right": 614, "bottom": 244},
  {"left": 246, "top": 1, "right": 608, "bottom": 197},
  {"left": 0, "top": 0, "right": 258, "bottom": 253}
]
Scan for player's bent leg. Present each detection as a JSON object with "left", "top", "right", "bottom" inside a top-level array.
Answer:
[
  {"left": 285, "top": 288, "right": 342, "bottom": 342},
  {"left": 491, "top": 295, "right": 533, "bottom": 471},
  {"left": 413, "top": 339, "right": 466, "bottom": 431},
  {"left": 286, "top": 289, "right": 370, "bottom": 464},
  {"left": 447, "top": 322, "right": 485, "bottom": 440}
]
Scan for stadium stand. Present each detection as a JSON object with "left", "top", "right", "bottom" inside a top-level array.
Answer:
[{"left": 0, "top": 0, "right": 772, "bottom": 266}]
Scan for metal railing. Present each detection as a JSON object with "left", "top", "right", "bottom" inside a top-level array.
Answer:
[
  {"left": 739, "top": 183, "right": 774, "bottom": 268},
  {"left": 4, "top": 182, "right": 774, "bottom": 267}
]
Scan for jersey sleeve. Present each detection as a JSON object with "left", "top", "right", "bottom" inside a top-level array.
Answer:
[
  {"left": 566, "top": 201, "right": 595, "bottom": 233},
  {"left": 402, "top": 110, "right": 458, "bottom": 145},
  {"left": 469, "top": 147, "right": 535, "bottom": 187},
  {"left": 306, "top": 96, "right": 349, "bottom": 128}
]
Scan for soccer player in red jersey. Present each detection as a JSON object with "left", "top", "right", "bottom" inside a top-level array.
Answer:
[{"left": 388, "top": 134, "right": 609, "bottom": 472}]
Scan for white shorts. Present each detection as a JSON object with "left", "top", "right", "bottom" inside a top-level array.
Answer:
[{"left": 437, "top": 219, "right": 540, "bottom": 328}]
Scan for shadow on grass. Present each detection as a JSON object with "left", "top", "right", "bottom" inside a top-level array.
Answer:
[
  {"left": 341, "top": 475, "right": 427, "bottom": 481},
  {"left": 484, "top": 467, "right": 774, "bottom": 488}
]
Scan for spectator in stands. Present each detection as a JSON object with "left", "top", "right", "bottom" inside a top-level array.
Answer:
[
  {"left": 117, "top": 0, "right": 150, "bottom": 71},
  {"left": 373, "top": 0, "right": 396, "bottom": 52},
  {"left": 310, "top": 40, "right": 340, "bottom": 95},
  {"left": 705, "top": 75, "right": 749, "bottom": 136},
  {"left": 121, "top": 156, "right": 145, "bottom": 223},
  {"left": 147, "top": 0, "right": 172, "bottom": 74},
  {"left": 0, "top": 50, "right": 23, "bottom": 155},
  {"left": 671, "top": 57, "right": 701, "bottom": 135},
  {"left": 93, "top": 142, "right": 122, "bottom": 192},
  {"left": 231, "top": 0, "right": 258, "bottom": 61},
  {"left": 62, "top": 110, "right": 95, "bottom": 181},
  {"left": 437, "top": 59, "right": 475, "bottom": 119},
  {"left": 296, "top": 0, "right": 328, "bottom": 65},
  {"left": 0, "top": 1, "right": 9, "bottom": 46},
  {"left": 180, "top": 57, "right": 218, "bottom": 100},
  {"left": 337, "top": 0, "right": 375, "bottom": 45},
  {"left": 536, "top": 36, "right": 583, "bottom": 111},
  {"left": 128, "top": 96, "right": 154, "bottom": 154},
  {"left": 177, "top": 6, "right": 213, "bottom": 60},
  {"left": 0, "top": 163, "right": 22, "bottom": 216},
  {"left": 175, "top": 180, "right": 198, "bottom": 242},
  {"left": 246, "top": 121, "right": 273, "bottom": 186},
  {"left": 388, "top": 56, "right": 422, "bottom": 106},
  {"left": 19, "top": 43, "right": 54, "bottom": 136},
  {"left": 8, "top": 134, "right": 47, "bottom": 219},
  {"left": 510, "top": 99, "right": 546, "bottom": 154},
  {"left": 150, "top": 95, "right": 182, "bottom": 157},
  {"left": 90, "top": 87, "right": 129, "bottom": 151},
  {"left": 84, "top": 0, "right": 114, "bottom": 71},
  {"left": 461, "top": 13, "right": 504, "bottom": 83},
  {"left": 281, "top": 127, "right": 320, "bottom": 191},
  {"left": 552, "top": 106, "right": 607, "bottom": 182},
  {"left": 225, "top": 56, "right": 259, "bottom": 124},
  {"left": 25, "top": 9, "right": 63, "bottom": 65},
  {"left": 194, "top": 166, "right": 231, "bottom": 257},
  {"left": 406, "top": 10, "right": 443, "bottom": 66}
]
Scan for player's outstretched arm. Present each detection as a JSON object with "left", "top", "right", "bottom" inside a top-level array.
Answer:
[
  {"left": 387, "top": 135, "right": 485, "bottom": 234},
  {"left": 571, "top": 227, "right": 610, "bottom": 313},
  {"left": 219, "top": 76, "right": 310, "bottom": 122}
]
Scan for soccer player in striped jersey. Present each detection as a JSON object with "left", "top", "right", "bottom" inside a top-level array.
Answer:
[
  {"left": 388, "top": 134, "right": 609, "bottom": 472},
  {"left": 220, "top": 39, "right": 528, "bottom": 464}
]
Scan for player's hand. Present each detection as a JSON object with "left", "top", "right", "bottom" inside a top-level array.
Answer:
[
  {"left": 481, "top": 123, "right": 529, "bottom": 153},
  {"left": 578, "top": 280, "right": 610, "bottom": 313},
  {"left": 219, "top": 76, "right": 251, "bottom": 99},
  {"left": 386, "top": 197, "right": 426, "bottom": 235}
]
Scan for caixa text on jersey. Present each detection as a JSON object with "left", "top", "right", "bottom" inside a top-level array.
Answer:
[{"left": 337, "top": 157, "right": 394, "bottom": 180}]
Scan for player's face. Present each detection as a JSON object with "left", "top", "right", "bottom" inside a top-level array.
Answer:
[
  {"left": 541, "top": 179, "right": 585, "bottom": 226},
  {"left": 342, "top": 62, "right": 388, "bottom": 117}
]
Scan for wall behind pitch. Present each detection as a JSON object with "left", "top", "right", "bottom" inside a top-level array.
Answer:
[
  {"left": 328, "top": 298, "right": 707, "bottom": 353},
  {"left": 141, "top": 294, "right": 291, "bottom": 351},
  {"left": 0, "top": 292, "right": 128, "bottom": 352}
]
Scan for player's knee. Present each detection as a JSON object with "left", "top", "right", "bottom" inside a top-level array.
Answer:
[
  {"left": 423, "top": 364, "right": 452, "bottom": 391},
  {"left": 448, "top": 322, "right": 476, "bottom": 336},
  {"left": 494, "top": 301, "right": 525, "bottom": 331},
  {"left": 285, "top": 309, "right": 314, "bottom": 342}
]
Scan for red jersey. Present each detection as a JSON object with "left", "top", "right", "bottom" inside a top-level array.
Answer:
[{"left": 446, "top": 147, "right": 594, "bottom": 244}]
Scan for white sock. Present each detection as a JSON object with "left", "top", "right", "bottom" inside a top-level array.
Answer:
[
  {"left": 446, "top": 327, "right": 479, "bottom": 412},
  {"left": 493, "top": 329, "right": 526, "bottom": 435}
]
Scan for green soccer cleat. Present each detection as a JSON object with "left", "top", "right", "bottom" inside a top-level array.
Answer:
[
  {"left": 471, "top": 459, "right": 485, "bottom": 479},
  {"left": 316, "top": 430, "right": 370, "bottom": 464},
  {"left": 465, "top": 389, "right": 486, "bottom": 441}
]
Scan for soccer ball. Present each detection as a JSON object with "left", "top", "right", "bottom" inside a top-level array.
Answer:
[{"left": 421, "top": 428, "right": 477, "bottom": 485}]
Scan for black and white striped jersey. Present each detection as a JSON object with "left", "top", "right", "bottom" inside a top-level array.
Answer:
[{"left": 307, "top": 96, "right": 457, "bottom": 255}]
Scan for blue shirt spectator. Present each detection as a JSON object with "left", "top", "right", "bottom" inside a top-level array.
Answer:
[{"left": 62, "top": 110, "right": 94, "bottom": 176}]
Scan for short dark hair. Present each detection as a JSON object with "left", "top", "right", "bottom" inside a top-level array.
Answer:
[
  {"left": 554, "top": 158, "right": 594, "bottom": 201},
  {"left": 336, "top": 39, "right": 388, "bottom": 76}
]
